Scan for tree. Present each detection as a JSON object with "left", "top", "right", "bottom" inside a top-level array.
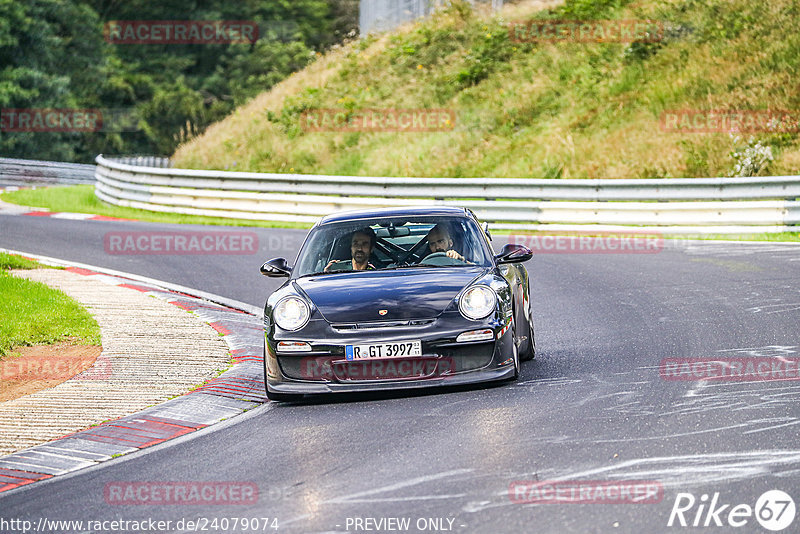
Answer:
[{"left": 0, "top": 0, "right": 360, "bottom": 161}]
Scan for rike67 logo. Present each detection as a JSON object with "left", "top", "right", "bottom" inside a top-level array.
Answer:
[{"left": 668, "top": 490, "right": 795, "bottom": 531}]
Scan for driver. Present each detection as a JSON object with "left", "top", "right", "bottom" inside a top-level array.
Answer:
[
  {"left": 424, "top": 224, "right": 467, "bottom": 262},
  {"left": 324, "top": 228, "right": 376, "bottom": 272}
]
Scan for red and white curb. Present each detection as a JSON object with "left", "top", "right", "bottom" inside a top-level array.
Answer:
[
  {"left": 21, "top": 210, "right": 136, "bottom": 222},
  {"left": 0, "top": 196, "right": 138, "bottom": 222},
  {"left": 0, "top": 250, "right": 266, "bottom": 494}
]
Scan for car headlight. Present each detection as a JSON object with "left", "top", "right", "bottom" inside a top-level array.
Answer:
[
  {"left": 273, "top": 296, "right": 310, "bottom": 331},
  {"left": 459, "top": 285, "right": 497, "bottom": 320}
]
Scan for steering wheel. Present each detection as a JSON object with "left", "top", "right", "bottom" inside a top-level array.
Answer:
[{"left": 419, "top": 252, "right": 466, "bottom": 266}]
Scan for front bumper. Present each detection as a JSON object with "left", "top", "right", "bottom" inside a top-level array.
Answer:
[
  {"left": 265, "top": 314, "right": 515, "bottom": 395},
  {"left": 266, "top": 365, "right": 515, "bottom": 394}
]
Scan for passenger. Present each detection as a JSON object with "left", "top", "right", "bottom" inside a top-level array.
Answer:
[{"left": 324, "top": 228, "right": 376, "bottom": 271}]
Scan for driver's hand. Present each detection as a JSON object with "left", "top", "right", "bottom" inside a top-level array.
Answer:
[{"left": 446, "top": 250, "right": 465, "bottom": 261}]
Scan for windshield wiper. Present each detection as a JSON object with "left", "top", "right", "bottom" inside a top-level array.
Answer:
[
  {"left": 297, "top": 270, "right": 350, "bottom": 278},
  {"left": 381, "top": 264, "right": 444, "bottom": 270}
]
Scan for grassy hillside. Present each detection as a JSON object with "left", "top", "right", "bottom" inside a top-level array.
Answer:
[{"left": 172, "top": 0, "right": 800, "bottom": 179}]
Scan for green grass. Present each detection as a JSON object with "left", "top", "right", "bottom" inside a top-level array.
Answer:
[
  {"left": 172, "top": 0, "right": 800, "bottom": 179},
  {"left": 0, "top": 186, "right": 312, "bottom": 229},
  {"left": 0, "top": 253, "right": 101, "bottom": 359},
  {"left": 0, "top": 252, "right": 42, "bottom": 270}
]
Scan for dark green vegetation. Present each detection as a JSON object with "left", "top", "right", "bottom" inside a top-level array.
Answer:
[{"left": 0, "top": 0, "right": 357, "bottom": 162}]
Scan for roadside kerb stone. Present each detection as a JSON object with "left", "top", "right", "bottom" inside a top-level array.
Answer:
[
  {"left": 0, "top": 252, "right": 267, "bottom": 494},
  {"left": 0, "top": 268, "right": 233, "bottom": 456}
]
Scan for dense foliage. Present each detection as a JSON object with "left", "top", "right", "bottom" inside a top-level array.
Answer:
[{"left": 0, "top": 0, "right": 357, "bottom": 162}]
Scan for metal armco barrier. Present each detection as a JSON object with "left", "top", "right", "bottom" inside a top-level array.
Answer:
[
  {"left": 109, "top": 155, "right": 171, "bottom": 168},
  {"left": 95, "top": 155, "right": 800, "bottom": 234},
  {"left": 0, "top": 157, "right": 95, "bottom": 187}
]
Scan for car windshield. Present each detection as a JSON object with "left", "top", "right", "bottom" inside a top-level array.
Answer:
[{"left": 293, "top": 216, "right": 493, "bottom": 277}]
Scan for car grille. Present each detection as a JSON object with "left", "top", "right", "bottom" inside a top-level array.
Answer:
[{"left": 331, "top": 319, "right": 435, "bottom": 331}]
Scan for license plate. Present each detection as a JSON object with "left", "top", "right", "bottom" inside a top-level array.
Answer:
[{"left": 345, "top": 340, "right": 422, "bottom": 361}]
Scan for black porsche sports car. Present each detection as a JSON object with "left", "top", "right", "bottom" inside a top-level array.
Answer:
[{"left": 260, "top": 206, "right": 534, "bottom": 401}]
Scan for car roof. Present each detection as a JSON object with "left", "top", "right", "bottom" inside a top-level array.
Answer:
[{"left": 318, "top": 206, "right": 470, "bottom": 225}]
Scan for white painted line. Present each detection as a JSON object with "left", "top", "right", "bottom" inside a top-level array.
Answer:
[{"left": 51, "top": 213, "right": 94, "bottom": 220}]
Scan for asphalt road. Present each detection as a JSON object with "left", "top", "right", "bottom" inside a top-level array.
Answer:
[{"left": 2, "top": 213, "right": 800, "bottom": 533}]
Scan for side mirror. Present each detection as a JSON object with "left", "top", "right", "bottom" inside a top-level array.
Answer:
[
  {"left": 494, "top": 243, "right": 532, "bottom": 265},
  {"left": 260, "top": 258, "right": 292, "bottom": 277}
]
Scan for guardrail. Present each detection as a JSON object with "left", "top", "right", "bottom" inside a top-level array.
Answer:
[
  {"left": 108, "top": 155, "right": 171, "bottom": 168},
  {"left": 95, "top": 155, "right": 800, "bottom": 234},
  {"left": 0, "top": 157, "right": 95, "bottom": 187}
]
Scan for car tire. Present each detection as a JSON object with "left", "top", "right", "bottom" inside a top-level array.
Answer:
[
  {"left": 520, "top": 320, "right": 536, "bottom": 362},
  {"left": 510, "top": 324, "right": 520, "bottom": 381}
]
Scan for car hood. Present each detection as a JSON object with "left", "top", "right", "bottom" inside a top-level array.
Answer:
[{"left": 294, "top": 267, "right": 487, "bottom": 323}]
